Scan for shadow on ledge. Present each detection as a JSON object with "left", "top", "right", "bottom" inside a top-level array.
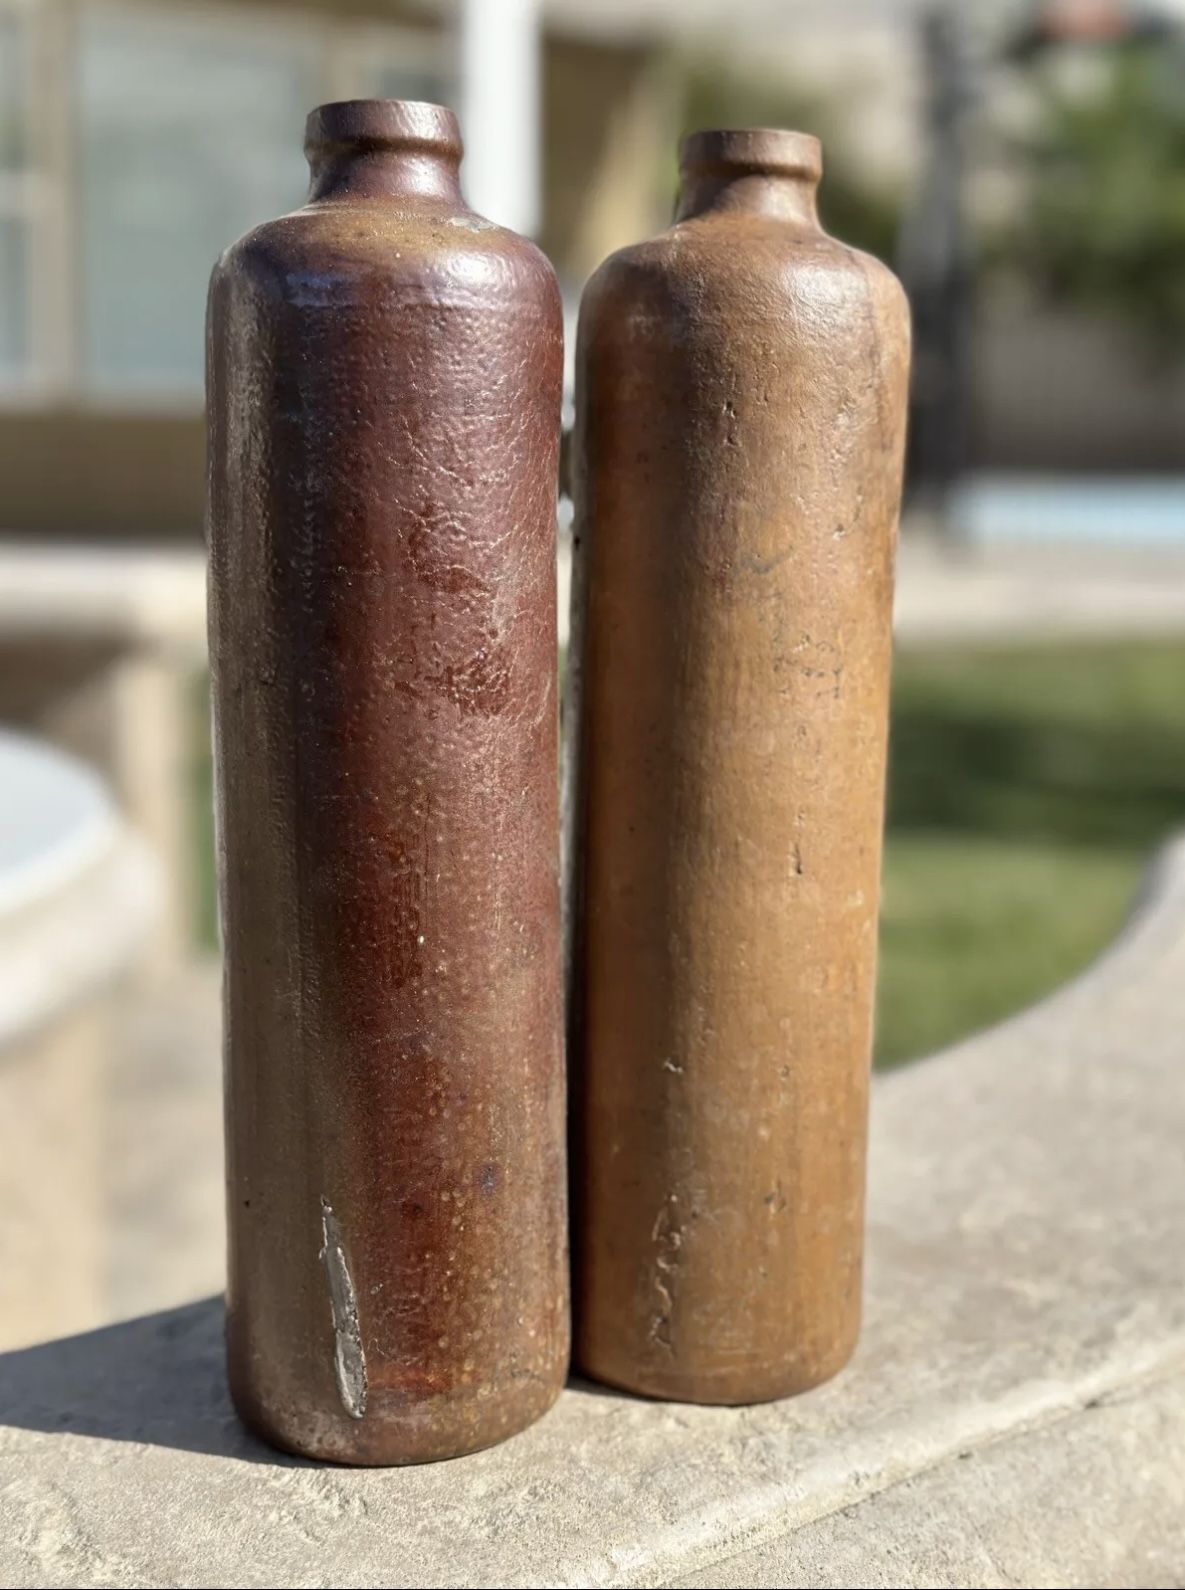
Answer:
[
  {"left": 0, "top": 1297, "right": 296, "bottom": 1465},
  {"left": 0, "top": 1297, "right": 622, "bottom": 1462}
]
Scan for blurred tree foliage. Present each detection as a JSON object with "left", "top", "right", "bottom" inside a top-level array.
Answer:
[
  {"left": 672, "top": 55, "right": 902, "bottom": 263},
  {"left": 1010, "top": 42, "right": 1185, "bottom": 350}
]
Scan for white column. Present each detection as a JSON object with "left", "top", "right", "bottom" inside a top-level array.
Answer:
[{"left": 456, "top": 0, "right": 542, "bottom": 237}]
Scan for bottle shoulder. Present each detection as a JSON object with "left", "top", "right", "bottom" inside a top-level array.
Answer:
[
  {"left": 210, "top": 200, "right": 560, "bottom": 314},
  {"left": 581, "top": 215, "right": 907, "bottom": 337}
]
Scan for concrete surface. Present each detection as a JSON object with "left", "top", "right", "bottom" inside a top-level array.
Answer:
[
  {"left": 0, "top": 544, "right": 205, "bottom": 655},
  {"left": 891, "top": 534, "right": 1185, "bottom": 649},
  {"left": 106, "top": 964, "right": 224, "bottom": 1325},
  {"left": 0, "top": 732, "right": 156, "bottom": 1047},
  {"left": 2, "top": 831, "right": 1184, "bottom": 1586},
  {"left": 673, "top": 1375, "right": 1185, "bottom": 1589},
  {"left": 0, "top": 542, "right": 206, "bottom": 961}
]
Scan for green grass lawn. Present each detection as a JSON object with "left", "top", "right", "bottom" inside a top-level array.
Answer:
[
  {"left": 193, "top": 638, "right": 1185, "bottom": 1071},
  {"left": 878, "top": 640, "right": 1185, "bottom": 1066}
]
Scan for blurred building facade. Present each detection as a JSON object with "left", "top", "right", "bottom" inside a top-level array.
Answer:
[
  {"left": 3, "top": 0, "right": 1185, "bottom": 545},
  {"left": 0, "top": 0, "right": 673, "bottom": 540}
]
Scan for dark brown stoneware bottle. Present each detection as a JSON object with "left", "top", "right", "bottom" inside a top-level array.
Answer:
[
  {"left": 206, "top": 100, "right": 567, "bottom": 1464},
  {"left": 569, "top": 130, "right": 910, "bottom": 1404}
]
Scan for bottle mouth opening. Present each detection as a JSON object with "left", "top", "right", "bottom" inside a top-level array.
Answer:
[
  {"left": 304, "top": 99, "right": 463, "bottom": 162},
  {"left": 678, "top": 128, "right": 823, "bottom": 182}
]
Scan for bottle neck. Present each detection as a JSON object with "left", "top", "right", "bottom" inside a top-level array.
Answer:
[
  {"left": 674, "top": 129, "right": 823, "bottom": 227},
  {"left": 304, "top": 99, "right": 464, "bottom": 205}
]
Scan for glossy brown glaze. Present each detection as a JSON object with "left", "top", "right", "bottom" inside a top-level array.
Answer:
[
  {"left": 207, "top": 101, "right": 567, "bottom": 1463},
  {"left": 569, "top": 129, "right": 910, "bottom": 1404}
]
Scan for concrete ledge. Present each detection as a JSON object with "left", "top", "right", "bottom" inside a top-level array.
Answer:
[
  {"left": 2, "top": 840, "right": 1184, "bottom": 1587},
  {"left": 0, "top": 543, "right": 205, "bottom": 659},
  {"left": 672, "top": 1374, "right": 1185, "bottom": 1588},
  {"left": 0, "top": 545, "right": 205, "bottom": 960},
  {"left": 0, "top": 733, "right": 161, "bottom": 1353}
]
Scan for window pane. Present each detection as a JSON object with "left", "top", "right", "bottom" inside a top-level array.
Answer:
[
  {"left": 0, "top": 8, "right": 29, "bottom": 171},
  {"left": 0, "top": 214, "right": 29, "bottom": 374},
  {"left": 370, "top": 64, "right": 449, "bottom": 107},
  {"left": 77, "top": 10, "right": 317, "bottom": 395}
]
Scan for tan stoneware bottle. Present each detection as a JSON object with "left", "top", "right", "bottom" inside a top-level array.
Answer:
[
  {"left": 206, "top": 100, "right": 567, "bottom": 1463},
  {"left": 568, "top": 129, "right": 910, "bottom": 1404}
]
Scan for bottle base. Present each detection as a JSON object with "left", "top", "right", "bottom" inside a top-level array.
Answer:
[
  {"left": 229, "top": 1369, "right": 565, "bottom": 1466},
  {"left": 573, "top": 1332, "right": 859, "bottom": 1408}
]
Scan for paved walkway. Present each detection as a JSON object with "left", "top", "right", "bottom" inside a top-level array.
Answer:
[
  {"left": 893, "top": 534, "right": 1185, "bottom": 647},
  {"left": 558, "top": 533, "right": 1185, "bottom": 651}
]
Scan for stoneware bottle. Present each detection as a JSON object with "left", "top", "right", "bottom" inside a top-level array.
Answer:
[
  {"left": 207, "top": 100, "right": 567, "bottom": 1463},
  {"left": 569, "top": 129, "right": 910, "bottom": 1404}
]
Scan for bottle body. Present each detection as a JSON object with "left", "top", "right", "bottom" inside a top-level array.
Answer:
[
  {"left": 207, "top": 102, "right": 567, "bottom": 1463},
  {"left": 570, "top": 131, "right": 910, "bottom": 1403}
]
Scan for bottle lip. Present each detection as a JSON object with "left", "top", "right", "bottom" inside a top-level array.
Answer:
[
  {"left": 304, "top": 99, "right": 463, "bottom": 161},
  {"left": 678, "top": 128, "right": 823, "bottom": 182}
]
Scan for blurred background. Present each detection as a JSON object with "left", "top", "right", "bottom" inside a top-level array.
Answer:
[{"left": 1, "top": 0, "right": 1184, "bottom": 1348}]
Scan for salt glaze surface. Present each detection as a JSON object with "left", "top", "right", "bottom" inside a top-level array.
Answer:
[{"left": 206, "top": 99, "right": 567, "bottom": 1465}]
